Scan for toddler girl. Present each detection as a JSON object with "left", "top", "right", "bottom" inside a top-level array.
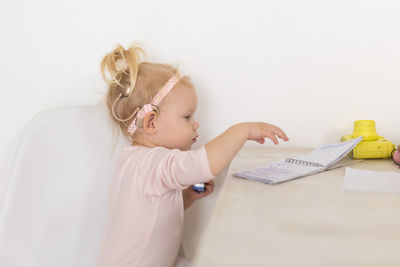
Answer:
[{"left": 95, "top": 43, "right": 289, "bottom": 267}]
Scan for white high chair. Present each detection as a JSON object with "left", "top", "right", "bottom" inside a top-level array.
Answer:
[
  {"left": 0, "top": 105, "right": 225, "bottom": 266},
  {"left": 0, "top": 105, "right": 126, "bottom": 266}
]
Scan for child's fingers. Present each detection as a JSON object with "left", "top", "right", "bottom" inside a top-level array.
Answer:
[
  {"left": 270, "top": 135, "right": 279, "bottom": 145},
  {"left": 264, "top": 133, "right": 279, "bottom": 144},
  {"left": 277, "top": 129, "right": 289, "bottom": 141},
  {"left": 202, "top": 181, "right": 214, "bottom": 196},
  {"left": 204, "top": 182, "right": 214, "bottom": 192},
  {"left": 191, "top": 189, "right": 206, "bottom": 199},
  {"left": 271, "top": 126, "right": 289, "bottom": 141},
  {"left": 260, "top": 124, "right": 289, "bottom": 143},
  {"left": 205, "top": 180, "right": 215, "bottom": 186},
  {"left": 204, "top": 187, "right": 213, "bottom": 196}
]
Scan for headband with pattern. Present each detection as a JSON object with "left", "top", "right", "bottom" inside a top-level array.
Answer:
[{"left": 127, "top": 73, "right": 183, "bottom": 135}]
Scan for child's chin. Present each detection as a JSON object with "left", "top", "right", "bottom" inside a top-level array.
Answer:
[{"left": 181, "top": 144, "right": 192, "bottom": 151}]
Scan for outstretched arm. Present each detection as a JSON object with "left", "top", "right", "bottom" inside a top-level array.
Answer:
[{"left": 205, "top": 122, "right": 289, "bottom": 176}]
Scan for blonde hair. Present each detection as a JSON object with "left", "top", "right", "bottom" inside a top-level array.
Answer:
[{"left": 101, "top": 42, "right": 192, "bottom": 144}]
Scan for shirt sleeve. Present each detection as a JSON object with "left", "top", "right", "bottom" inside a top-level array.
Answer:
[{"left": 143, "top": 146, "right": 215, "bottom": 196}]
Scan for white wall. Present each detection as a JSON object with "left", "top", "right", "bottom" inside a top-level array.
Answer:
[{"left": 1, "top": 0, "right": 400, "bottom": 204}]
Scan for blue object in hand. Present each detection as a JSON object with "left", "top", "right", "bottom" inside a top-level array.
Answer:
[{"left": 192, "top": 183, "right": 205, "bottom": 192}]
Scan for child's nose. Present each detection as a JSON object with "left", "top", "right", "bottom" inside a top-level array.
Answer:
[{"left": 193, "top": 120, "right": 199, "bottom": 130}]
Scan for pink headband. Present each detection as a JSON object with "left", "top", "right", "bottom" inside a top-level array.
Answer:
[{"left": 127, "top": 73, "right": 183, "bottom": 135}]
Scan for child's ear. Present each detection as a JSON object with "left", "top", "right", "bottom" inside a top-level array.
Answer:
[{"left": 143, "top": 111, "right": 158, "bottom": 134}]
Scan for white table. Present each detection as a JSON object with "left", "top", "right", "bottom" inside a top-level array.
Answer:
[{"left": 192, "top": 146, "right": 400, "bottom": 267}]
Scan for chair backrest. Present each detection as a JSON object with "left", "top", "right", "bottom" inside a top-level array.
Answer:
[{"left": 0, "top": 105, "right": 127, "bottom": 267}]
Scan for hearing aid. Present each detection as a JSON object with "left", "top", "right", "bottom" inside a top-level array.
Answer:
[{"left": 120, "top": 86, "right": 132, "bottom": 98}]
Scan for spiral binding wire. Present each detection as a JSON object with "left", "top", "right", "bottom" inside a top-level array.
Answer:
[{"left": 285, "top": 158, "right": 324, "bottom": 167}]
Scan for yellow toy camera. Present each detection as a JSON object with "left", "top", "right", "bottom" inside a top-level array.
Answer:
[{"left": 341, "top": 120, "right": 396, "bottom": 159}]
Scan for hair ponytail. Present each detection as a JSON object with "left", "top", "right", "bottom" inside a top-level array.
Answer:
[{"left": 100, "top": 43, "right": 146, "bottom": 97}]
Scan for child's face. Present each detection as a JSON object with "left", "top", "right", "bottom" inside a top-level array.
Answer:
[{"left": 154, "top": 83, "right": 199, "bottom": 151}]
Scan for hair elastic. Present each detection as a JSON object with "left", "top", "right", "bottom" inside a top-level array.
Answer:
[{"left": 127, "top": 73, "right": 183, "bottom": 135}]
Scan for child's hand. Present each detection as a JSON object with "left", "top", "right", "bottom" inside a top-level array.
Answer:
[
  {"left": 205, "top": 122, "right": 289, "bottom": 177},
  {"left": 246, "top": 122, "right": 289, "bottom": 145},
  {"left": 182, "top": 180, "right": 215, "bottom": 210}
]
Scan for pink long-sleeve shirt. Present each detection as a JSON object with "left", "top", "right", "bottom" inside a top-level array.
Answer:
[{"left": 95, "top": 145, "right": 214, "bottom": 267}]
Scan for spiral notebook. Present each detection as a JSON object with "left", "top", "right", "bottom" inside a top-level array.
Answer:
[{"left": 233, "top": 137, "right": 363, "bottom": 184}]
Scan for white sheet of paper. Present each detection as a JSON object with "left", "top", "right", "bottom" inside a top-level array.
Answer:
[{"left": 342, "top": 167, "right": 400, "bottom": 194}]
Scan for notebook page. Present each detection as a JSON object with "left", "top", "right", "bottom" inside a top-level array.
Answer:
[
  {"left": 233, "top": 160, "right": 324, "bottom": 184},
  {"left": 293, "top": 137, "right": 362, "bottom": 167},
  {"left": 342, "top": 167, "right": 400, "bottom": 194}
]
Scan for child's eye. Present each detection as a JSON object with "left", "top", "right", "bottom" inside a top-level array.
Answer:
[{"left": 184, "top": 115, "right": 191, "bottom": 120}]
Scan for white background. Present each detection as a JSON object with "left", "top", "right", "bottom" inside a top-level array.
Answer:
[{"left": 1, "top": 0, "right": 399, "bottom": 204}]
